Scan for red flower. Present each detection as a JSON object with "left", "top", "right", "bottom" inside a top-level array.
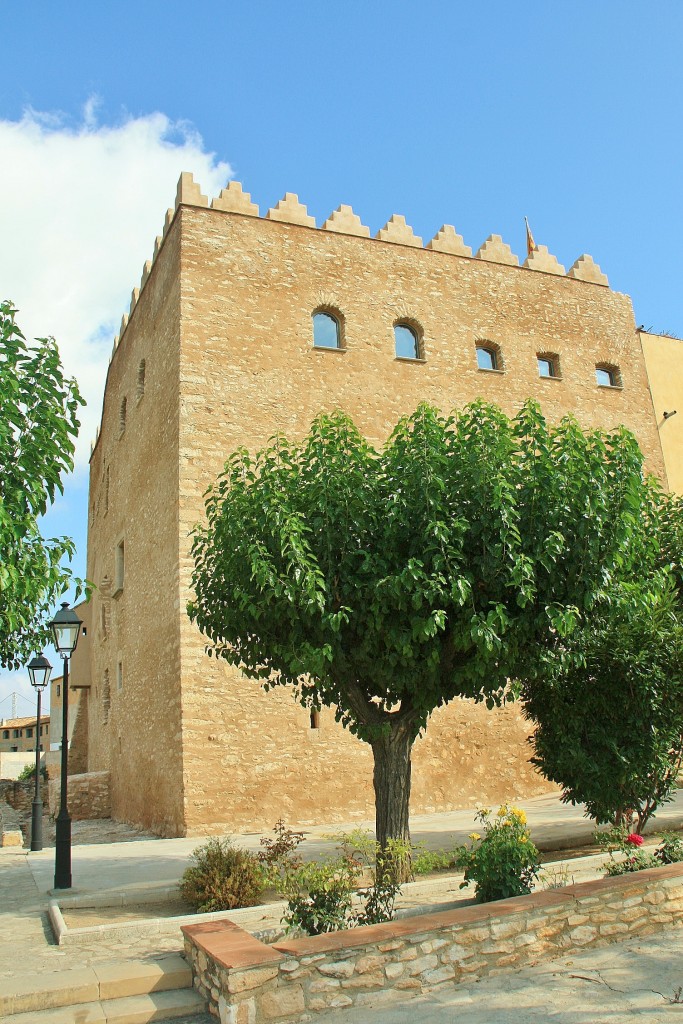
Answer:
[{"left": 626, "top": 833, "right": 644, "bottom": 847}]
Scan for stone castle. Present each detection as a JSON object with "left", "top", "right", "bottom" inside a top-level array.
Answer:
[{"left": 69, "top": 173, "right": 676, "bottom": 836}]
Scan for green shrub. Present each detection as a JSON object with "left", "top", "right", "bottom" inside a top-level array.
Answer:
[
  {"left": 655, "top": 832, "right": 683, "bottom": 865},
  {"left": 257, "top": 818, "right": 305, "bottom": 892},
  {"left": 600, "top": 825, "right": 683, "bottom": 875},
  {"left": 180, "top": 838, "right": 264, "bottom": 912},
  {"left": 17, "top": 763, "right": 47, "bottom": 781},
  {"left": 283, "top": 857, "right": 357, "bottom": 935},
  {"left": 283, "top": 828, "right": 405, "bottom": 935},
  {"left": 455, "top": 805, "right": 540, "bottom": 903},
  {"left": 411, "top": 844, "right": 455, "bottom": 875}
]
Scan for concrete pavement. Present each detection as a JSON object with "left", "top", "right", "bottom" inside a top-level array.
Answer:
[
  {"left": 21, "top": 789, "right": 683, "bottom": 901},
  {"left": 2, "top": 790, "right": 683, "bottom": 1022}
]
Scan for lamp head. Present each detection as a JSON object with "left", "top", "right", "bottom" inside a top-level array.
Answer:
[
  {"left": 27, "top": 654, "right": 52, "bottom": 690},
  {"left": 50, "top": 602, "right": 83, "bottom": 655}
]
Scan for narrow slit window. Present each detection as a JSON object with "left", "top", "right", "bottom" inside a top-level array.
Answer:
[
  {"left": 119, "top": 397, "right": 127, "bottom": 436},
  {"left": 310, "top": 709, "right": 320, "bottom": 730},
  {"left": 136, "top": 359, "right": 146, "bottom": 402}
]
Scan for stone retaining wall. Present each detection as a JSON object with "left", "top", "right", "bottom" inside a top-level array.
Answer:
[
  {"left": 183, "top": 862, "right": 683, "bottom": 1023},
  {"left": 0, "top": 780, "right": 34, "bottom": 813},
  {"left": 48, "top": 771, "right": 111, "bottom": 820}
]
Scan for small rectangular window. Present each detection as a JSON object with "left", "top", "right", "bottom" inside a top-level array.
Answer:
[
  {"left": 117, "top": 662, "right": 123, "bottom": 692},
  {"left": 596, "top": 366, "right": 619, "bottom": 387},
  {"left": 56, "top": 684, "right": 61, "bottom": 697},
  {"left": 26, "top": 728, "right": 33, "bottom": 738},
  {"left": 538, "top": 356, "right": 559, "bottom": 378}
]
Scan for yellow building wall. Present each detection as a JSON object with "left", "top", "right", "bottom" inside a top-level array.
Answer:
[{"left": 640, "top": 331, "right": 683, "bottom": 492}]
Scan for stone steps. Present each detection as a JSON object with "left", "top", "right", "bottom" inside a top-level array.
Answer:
[{"left": 0, "top": 952, "right": 206, "bottom": 1023}]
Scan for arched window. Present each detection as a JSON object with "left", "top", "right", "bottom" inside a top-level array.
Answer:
[
  {"left": 476, "top": 341, "right": 502, "bottom": 371},
  {"left": 312, "top": 311, "right": 341, "bottom": 349},
  {"left": 394, "top": 323, "right": 421, "bottom": 360},
  {"left": 596, "top": 364, "right": 622, "bottom": 388},
  {"left": 136, "top": 359, "right": 146, "bottom": 402}
]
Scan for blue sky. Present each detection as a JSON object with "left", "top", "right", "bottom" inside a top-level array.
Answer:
[{"left": 1, "top": 2, "right": 682, "bottom": 711}]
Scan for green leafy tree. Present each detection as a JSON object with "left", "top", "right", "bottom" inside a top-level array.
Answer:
[
  {"left": 522, "top": 569, "right": 683, "bottom": 833},
  {"left": 189, "top": 400, "right": 651, "bottom": 867},
  {"left": 0, "top": 301, "right": 84, "bottom": 668}
]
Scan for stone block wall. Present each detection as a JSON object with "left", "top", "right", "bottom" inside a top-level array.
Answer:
[
  {"left": 48, "top": 771, "right": 111, "bottom": 820},
  {"left": 0, "top": 780, "right": 34, "bottom": 813},
  {"left": 183, "top": 862, "right": 683, "bottom": 1022}
]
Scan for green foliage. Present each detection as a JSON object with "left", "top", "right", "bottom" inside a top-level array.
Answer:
[
  {"left": 599, "top": 826, "right": 683, "bottom": 876},
  {"left": 655, "top": 832, "right": 683, "bottom": 865},
  {"left": 283, "top": 828, "right": 404, "bottom": 935},
  {"left": 455, "top": 805, "right": 540, "bottom": 903},
  {"left": 257, "top": 818, "right": 305, "bottom": 891},
  {"left": 411, "top": 845, "right": 456, "bottom": 875},
  {"left": 189, "top": 400, "right": 653, "bottom": 848},
  {"left": 283, "top": 856, "right": 359, "bottom": 935},
  {"left": 0, "top": 301, "right": 86, "bottom": 668},
  {"left": 523, "top": 569, "right": 683, "bottom": 832},
  {"left": 17, "top": 763, "right": 47, "bottom": 781},
  {"left": 179, "top": 838, "right": 264, "bottom": 912}
]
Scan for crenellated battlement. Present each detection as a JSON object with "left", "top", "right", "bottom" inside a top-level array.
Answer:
[{"left": 109, "top": 171, "right": 610, "bottom": 366}]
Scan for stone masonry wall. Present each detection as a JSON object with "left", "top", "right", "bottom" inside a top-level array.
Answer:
[
  {"left": 48, "top": 771, "right": 111, "bottom": 820},
  {"left": 183, "top": 862, "right": 683, "bottom": 1023},
  {"left": 176, "top": 194, "right": 663, "bottom": 835},
  {"left": 85, "top": 175, "right": 666, "bottom": 836}
]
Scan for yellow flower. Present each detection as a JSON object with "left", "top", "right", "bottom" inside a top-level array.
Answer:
[
  {"left": 511, "top": 807, "right": 527, "bottom": 824},
  {"left": 468, "top": 832, "right": 481, "bottom": 842}
]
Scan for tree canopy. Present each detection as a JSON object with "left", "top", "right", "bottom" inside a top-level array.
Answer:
[
  {"left": 0, "top": 301, "right": 84, "bottom": 668},
  {"left": 189, "top": 400, "right": 655, "bottom": 856},
  {"left": 522, "top": 487, "right": 683, "bottom": 832}
]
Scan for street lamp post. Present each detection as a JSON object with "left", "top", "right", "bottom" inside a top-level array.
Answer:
[
  {"left": 27, "top": 655, "right": 52, "bottom": 852},
  {"left": 50, "top": 602, "right": 82, "bottom": 890}
]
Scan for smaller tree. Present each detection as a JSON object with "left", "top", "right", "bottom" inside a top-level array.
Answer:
[
  {"left": 522, "top": 570, "right": 683, "bottom": 833},
  {"left": 0, "top": 301, "right": 85, "bottom": 668}
]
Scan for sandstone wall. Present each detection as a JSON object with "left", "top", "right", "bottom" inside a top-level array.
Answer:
[
  {"left": 84, "top": 216, "right": 186, "bottom": 836},
  {"left": 84, "top": 179, "right": 666, "bottom": 836},
  {"left": 48, "top": 771, "right": 111, "bottom": 820},
  {"left": 175, "top": 199, "right": 662, "bottom": 835}
]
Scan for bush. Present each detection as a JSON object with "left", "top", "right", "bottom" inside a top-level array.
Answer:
[
  {"left": 600, "top": 826, "right": 683, "bottom": 875},
  {"left": 411, "top": 845, "right": 455, "bottom": 875},
  {"left": 455, "top": 805, "right": 540, "bottom": 903},
  {"left": 283, "top": 828, "right": 405, "bottom": 935},
  {"left": 17, "top": 763, "right": 47, "bottom": 781},
  {"left": 283, "top": 857, "right": 357, "bottom": 935},
  {"left": 180, "top": 838, "right": 264, "bottom": 912},
  {"left": 257, "top": 818, "right": 305, "bottom": 892}
]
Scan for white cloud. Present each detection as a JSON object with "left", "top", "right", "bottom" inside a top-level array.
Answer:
[
  {"left": 0, "top": 103, "right": 232, "bottom": 712},
  {"left": 0, "top": 102, "right": 232, "bottom": 468}
]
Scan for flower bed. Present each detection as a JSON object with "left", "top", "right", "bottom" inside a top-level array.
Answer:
[{"left": 183, "top": 861, "right": 683, "bottom": 1022}]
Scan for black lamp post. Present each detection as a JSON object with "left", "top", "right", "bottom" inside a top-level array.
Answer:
[
  {"left": 27, "top": 655, "right": 52, "bottom": 852},
  {"left": 50, "top": 602, "right": 82, "bottom": 889}
]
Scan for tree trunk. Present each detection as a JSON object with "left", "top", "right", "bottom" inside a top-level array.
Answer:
[{"left": 371, "top": 719, "right": 415, "bottom": 882}]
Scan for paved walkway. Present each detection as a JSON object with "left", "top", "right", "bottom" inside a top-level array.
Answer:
[{"left": 1, "top": 791, "right": 683, "bottom": 1021}]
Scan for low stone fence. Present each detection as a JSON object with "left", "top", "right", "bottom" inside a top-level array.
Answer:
[
  {"left": 48, "top": 771, "right": 111, "bottom": 820},
  {"left": 0, "top": 779, "right": 34, "bottom": 813},
  {"left": 182, "top": 862, "right": 683, "bottom": 1023}
]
